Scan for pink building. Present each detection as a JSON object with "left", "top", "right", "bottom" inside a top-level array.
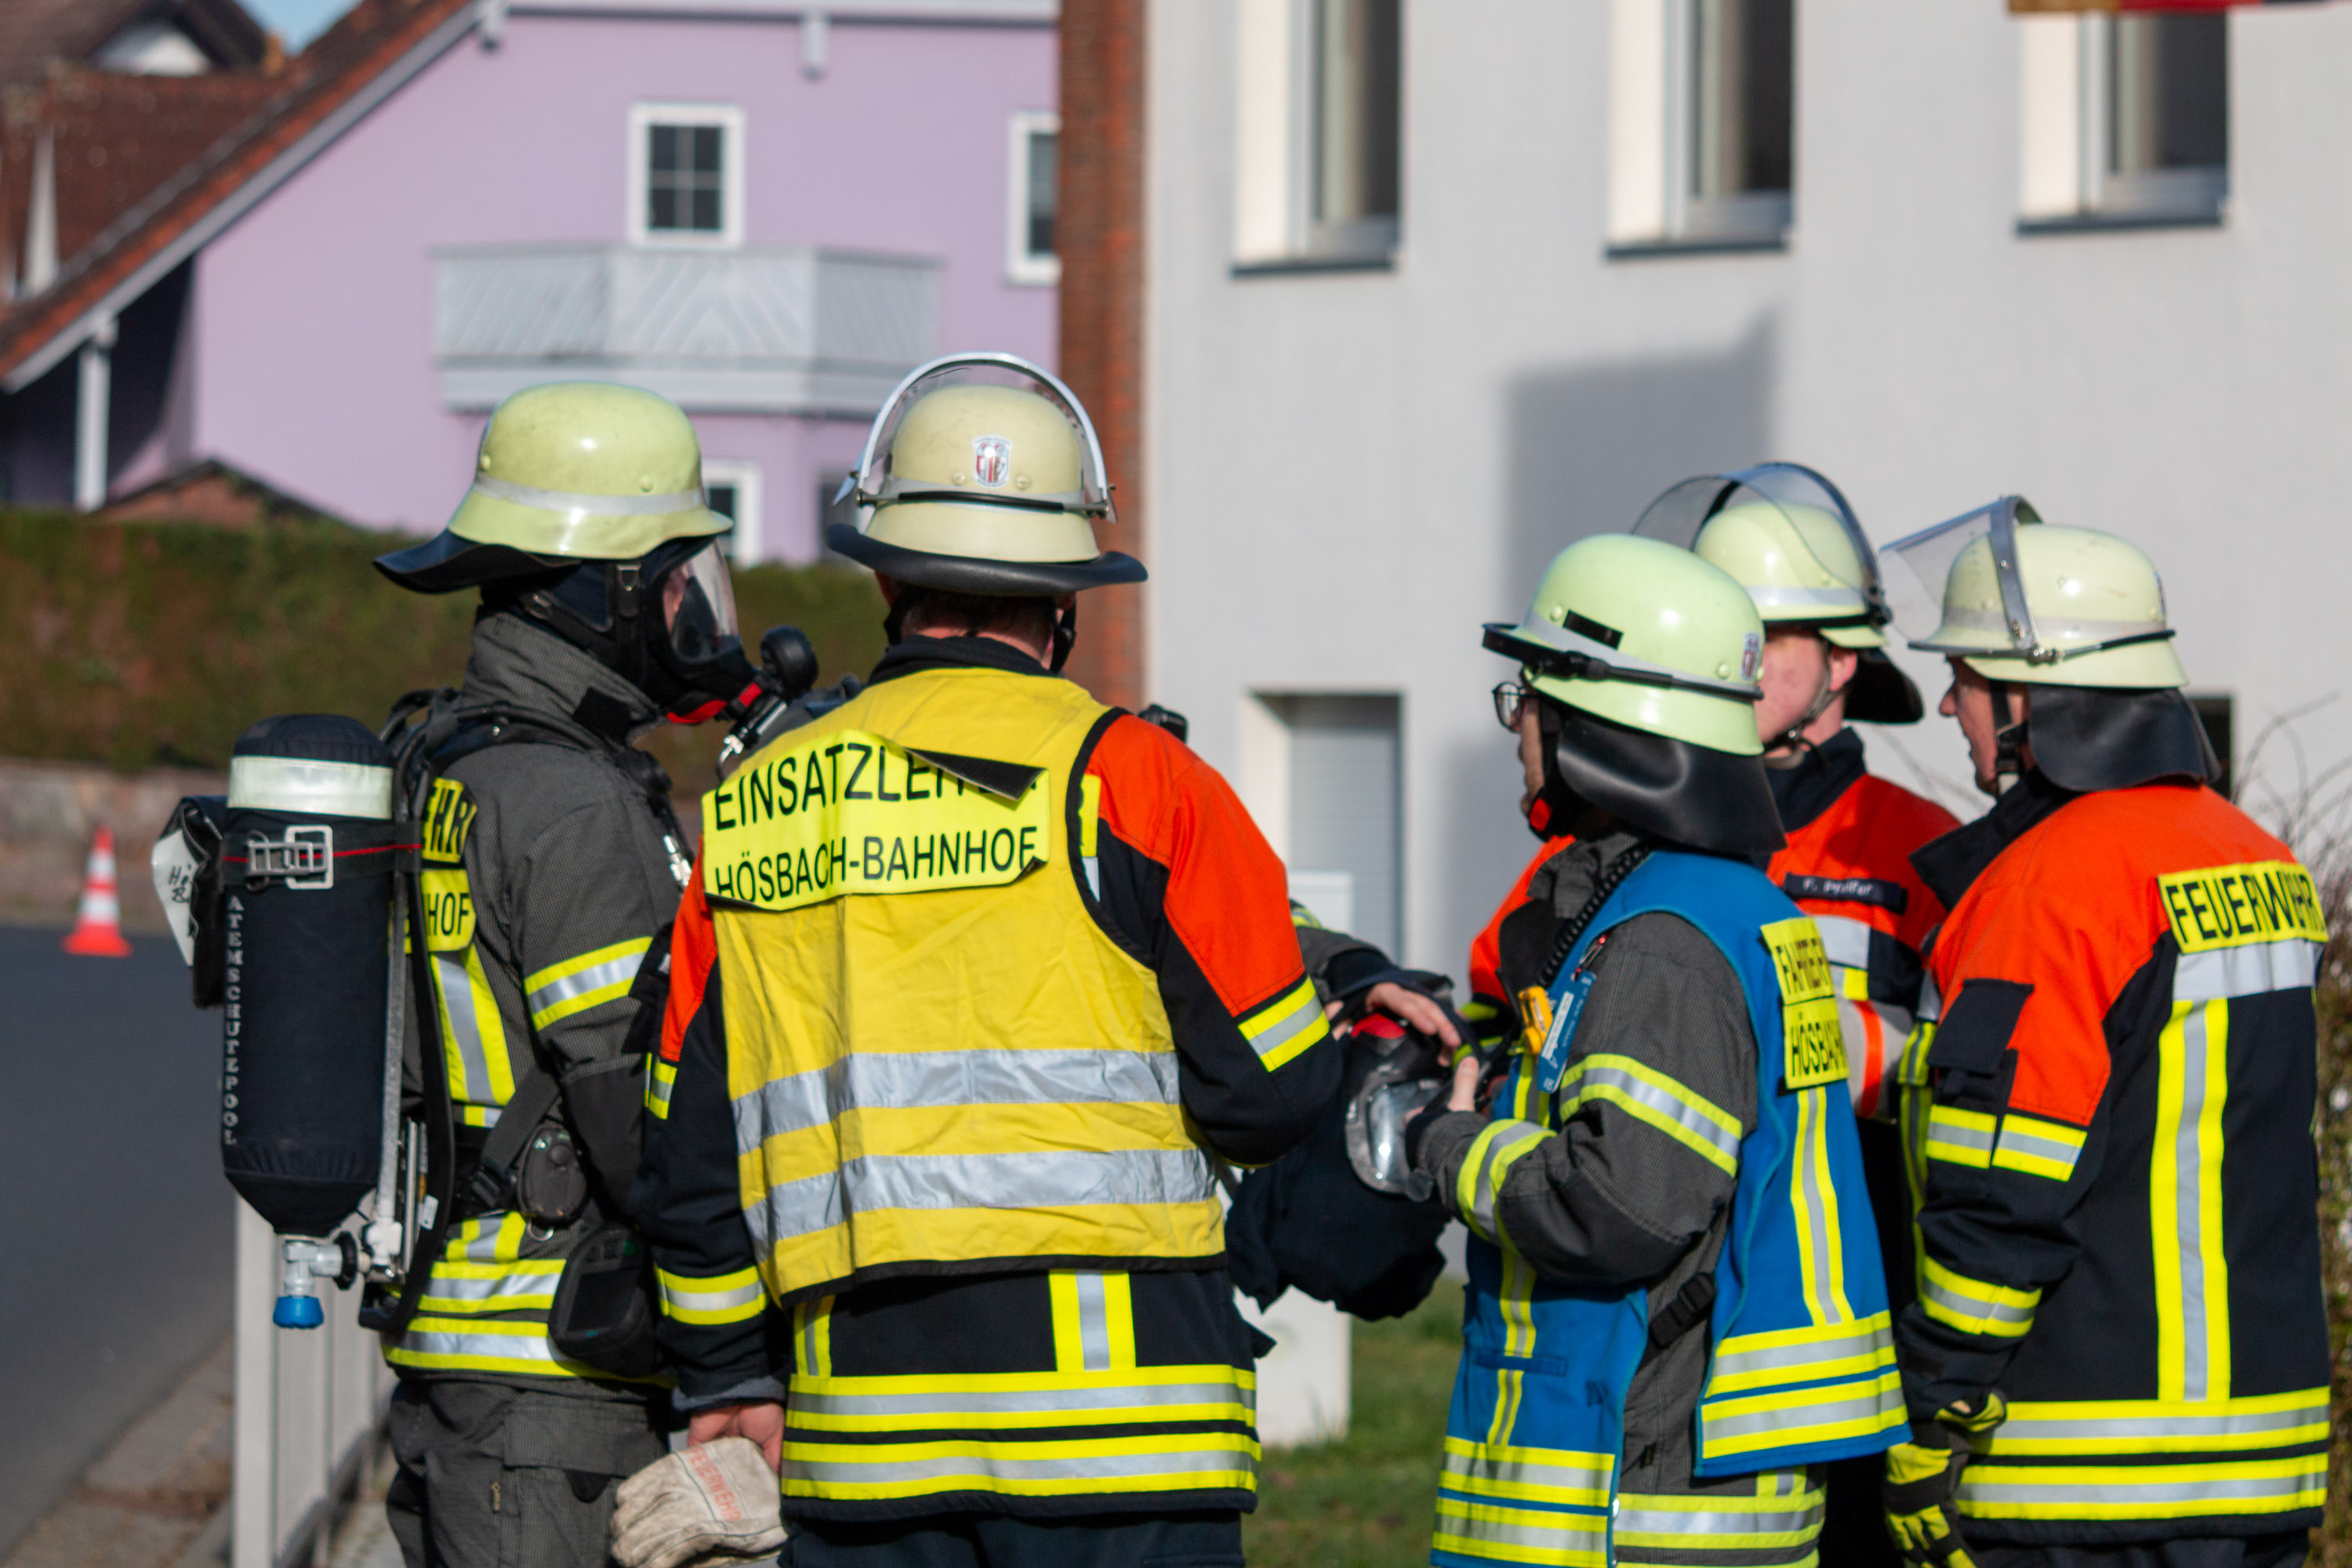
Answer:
[{"left": 0, "top": 0, "right": 1060, "bottom": 563}]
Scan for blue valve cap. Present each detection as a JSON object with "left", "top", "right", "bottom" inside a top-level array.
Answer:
[{"left": 274, "top": 1294, "right": 325, "bottom": 1330}]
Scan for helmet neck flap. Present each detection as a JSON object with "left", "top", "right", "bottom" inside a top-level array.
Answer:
[
  {"left": 1531, "top": 695, "right": 1786, "bottom": 858},
  {"left": 2005, "top": 684, "right": 2219, "bottom": 797}
]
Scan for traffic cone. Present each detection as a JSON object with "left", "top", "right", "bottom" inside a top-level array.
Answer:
[{"left": 63, "top": 826, "right": 135, "bottom": 957}]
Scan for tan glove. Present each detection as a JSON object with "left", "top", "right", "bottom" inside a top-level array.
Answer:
[{"left": 612, "top": 1438, "right": 787, "bottom": 1568}]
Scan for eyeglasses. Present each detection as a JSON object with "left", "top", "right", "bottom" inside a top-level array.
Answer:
[{"left": 1492, "top": 681, "right": 1530, "bottom": 732}]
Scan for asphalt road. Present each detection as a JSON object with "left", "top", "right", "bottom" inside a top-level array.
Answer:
[{"left": 0, "top": 927, "right": 232, "bottom": 1559}]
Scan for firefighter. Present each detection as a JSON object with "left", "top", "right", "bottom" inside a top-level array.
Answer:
[
  {"left": 370, "top": 382, "right": 760, "bottom": 1568},
  {"left": 1878, "top": 500, "right": 2328, "bottom": 1568},
  {"left": 1409, "top": 533, "right": 1906, "bottom": 1567},
  {"left": 1645, "top": 464, "right": 1964, "bottom": 1564},
  {"left": 632, "top": 354, "right": 1343, "bottom": 1566}
]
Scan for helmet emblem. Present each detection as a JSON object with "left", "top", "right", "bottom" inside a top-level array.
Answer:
[
  {"left": 1740, "top": 632, "right": 1762, "bottom": 682},
  {"left": 972, "top": 436, "right": 1011, "bottom": 488}
]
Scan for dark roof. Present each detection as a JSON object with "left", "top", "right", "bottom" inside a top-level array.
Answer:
[
  {"left": 93, "top": 455, "right": 343, "bottom": 524},
  {"left": 0, "top": 0, "right": 477, "bottom": 388},
  {"left": 0, "top": 0, "right": 268, "bottom": 87}
]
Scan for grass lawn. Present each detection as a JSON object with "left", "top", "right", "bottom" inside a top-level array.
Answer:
[{"left": 1243, "top": 1290, "right": 1465, "bottom": 1566}]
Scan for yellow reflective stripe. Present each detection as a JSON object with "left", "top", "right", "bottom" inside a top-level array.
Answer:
[
  {"left": 1559, "top": 1053, "right": 1741, "bottom": 1175},
  {"left": 793, "top": 1294, "right": 835, "bottom": 1378},
  {"left": 656, "top": 1264, "right": 767, "bottom": 1326},
  {"left": 434, "top": 948, "right": 515, "bottom": 1115},
  {"left": 1918, "top": 1257, "right": 2040, "bottom": 1340},
  {"left": 1440, "top": 1434, "right": 1613, "bottom": 1506},
  {"left": 789, "top": 1367, "right": 1254, "bottom": 1432},
  {"left": 1979, "top": 1392, "right": 2329, "bottom": 1457},
  {"left": 1487, "top": 1368, "right": 1525, "bottom": 1447},
  {"left": 1499, "top": 1250, "right": 1537, "bottom": 1360},
  {"left": 1079, "top": 775, "right": 1101, "bottom": 858},
  {"left": 1613, "top": 1483, "right": 1826, "bottom": 1555},
  {"left": 1958, "top": 1454, "right": 2325, "bottom": 1521},
  {"left": 1789, "top": 1083, "right": 1853, "bottom": 1324},
  {"left": 1049, "top": 1271, "right": 1136, "bottom": 1374},
  {"left": 1700, "top": 1367, "right": 1906, "bottom": 1457},
  {"left": 1924, "top": 1103, "right": 1997, "bottom": 1168},
  {"left": 415, "top": 1258, "right": 564, "bottom": 1316},
  {"left": 1457, "top": 1118, "right": 1549, "bottom": 1247},
  {"left": 779, "top": 1428, "right": 1259, "bottom": 1501},
  {"left": 645, "top": 1055, "right": 677, "bottom": 1121},
  {"left": 1240, "top": 978, "right": 1327, "bottom": 1071},
  {"left": 384, "top": 1316, "right": 665, "bottom": 1381},
  {"left": 1706, "top": 1312, "right": 1895, "bottom": 1395},
  {"left": 1432, "top": 1495, "right": 1609, "bottom": 1566},
  {"left": 2154, "top": 996, "right": 2232, "bottom": 1402},
  {"left": 445, "top": 1213, "right": 527, "bottom": 1263},
  {"left": 525, "top": 936, "right": 652, "bottom": 1030},
  {"left": 1992, "top": 1111, "right": 2087, "bottom": 1181}
]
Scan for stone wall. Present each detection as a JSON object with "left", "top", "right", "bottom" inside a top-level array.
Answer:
[{"left": 0, "top": 759, "right": 224, "bottom": 931}]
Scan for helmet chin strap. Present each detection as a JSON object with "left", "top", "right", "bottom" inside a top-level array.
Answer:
[{"left": 1990, "top": 677, "right": 2029, "bottom": 796}]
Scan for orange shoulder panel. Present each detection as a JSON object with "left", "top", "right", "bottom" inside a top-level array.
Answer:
[
  {"left": 1469, "top": 835, "right": 1573, "bottom": 1005},
  {"left": 1929, "top": 784, "right": 2288, "bottom": 1125},
  {"left": 1773, "top": 774, "right": 1962, "bottom": 953},
  {"left": 661, "top": 866, "right": 716, "bottom": 1066},
  {"left": 1087, "top": 713, "right": 1307, "bottom": 1017}
]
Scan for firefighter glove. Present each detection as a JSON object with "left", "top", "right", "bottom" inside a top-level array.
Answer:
[
  {"left": 1882, "top": 1394, "right": 2005, "bottom": 1568},
  {"left": 612, "top": 1438, "right": 786, "bottom": 1568}
]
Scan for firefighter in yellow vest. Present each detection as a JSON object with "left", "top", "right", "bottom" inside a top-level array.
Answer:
[{"left": 633, "top": 354, "right": 1343, "bottom": 1566}]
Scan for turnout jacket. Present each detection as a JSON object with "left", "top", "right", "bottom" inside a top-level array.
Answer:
[
  {"left": 635, "top": 635, "right": 1341, "bottom": 1523},
  {"left": 1897, "top": 774, "right": 2330, "bottom": 1546},
  {"left": 1766, "top": 730, "right": 1957, "bottom": 1121},
  {"left": 386, "top": 614, "right": 689, "bottom": 1391},
  {"left": 1415, "top": 834, "right": 1902, "bottom": 1567}
]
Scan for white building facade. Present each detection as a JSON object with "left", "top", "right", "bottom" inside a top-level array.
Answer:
[{"left": 1138, "top": 0, "right": 2352, "bottom": 972}]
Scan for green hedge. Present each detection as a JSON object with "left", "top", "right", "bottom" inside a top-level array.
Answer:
[{"left": 0, "top": 510, "right": 885, "bottom": 790}]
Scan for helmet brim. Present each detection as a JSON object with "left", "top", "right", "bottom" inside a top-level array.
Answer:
[
  {"left": 828, "top": 522, "right": 1146, "bottom": 594},
  {"left": 374, "top": 530, "right": 576, "bottom": 594},
  {"left": 1843, "top": 649, "right": 1925, "bottom": 726}
]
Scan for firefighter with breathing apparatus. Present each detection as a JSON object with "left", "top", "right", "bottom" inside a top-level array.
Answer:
[
  {"left": 632, "top": 353, "right": 1343, "bottom": 1566},
  {"left": 362, "top": 380, "right": 769, "bottom": 1568},
  {"left": 1406, "top": 534, "right": 1905, "bottom": 1567},
  {"left": 1638, "top": 463, "right": 1961, "bottom": 1565},
  {"left": 1875, "top": 503, "right": 2328, "bottom": 1568}
]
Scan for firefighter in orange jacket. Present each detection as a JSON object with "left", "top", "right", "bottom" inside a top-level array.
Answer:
[
  {"left": 633, "top": 356, "right": 1344, "bottom": 1566},
  {"left": 1874, "top": 500, "right": 2328, "bottom": 1568},
  {"left": 1637, "top": 465, "right": 1963, "bottom": 1564}
]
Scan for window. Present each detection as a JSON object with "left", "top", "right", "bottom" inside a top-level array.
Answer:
[
  {"left": 2191, "top": 693, "right": 2234, "bottom": 800},
  {"left": 1608, "top": 0, "right": 1793, "bottom": 251},
  {"left": 703, "top": 461, "right": 763, "bottom": 564},
  {"left": 1245, "top": 694, "right": 1403, "bottom": 953},
  {"left": 2019, "top": 13, "right": 2226, "bottom": 229},
  {"left": 1007, "top": 112, "right": 1060, "bottom": 285},
  {"left": 1232, "top": 0, "right": 1402, "bottom": 270},
  {"left": 629, "top": 104, "right": 745, "bottom": 247}
]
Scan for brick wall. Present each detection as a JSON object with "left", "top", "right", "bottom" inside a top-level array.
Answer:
[{"left": 1058, "top": 0, "right": 1148, "bottom": 711}]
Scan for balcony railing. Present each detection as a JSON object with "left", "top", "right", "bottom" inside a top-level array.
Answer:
[{"left": 432, "top": 243, "right": 940, "bottom": 415}]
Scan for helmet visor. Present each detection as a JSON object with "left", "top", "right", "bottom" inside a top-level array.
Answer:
[
  {"left": 846, "top": 353, "right": 1113, "bottom": 526},
  {"left": 1632, "top": 463, "right": 1885, "bottom": 626},
  {"left": 658, "top": 542, "right": 740, "bottom": 667},
  {"left": 1882, "top": 495, "right": 2040, "bottom": 653}
]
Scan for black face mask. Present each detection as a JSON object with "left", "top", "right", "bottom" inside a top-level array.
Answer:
[{"left": 494, "top": 543, "right": 757, "bottom": 724}]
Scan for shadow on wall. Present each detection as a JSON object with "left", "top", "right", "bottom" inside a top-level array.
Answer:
[{"left": 1434, "top": 319, "right": 1780, "bottom": 964}]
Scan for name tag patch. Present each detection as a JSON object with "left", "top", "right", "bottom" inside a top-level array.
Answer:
[
  {"left": 1763, "top": 916, "right": 1846, "bottom": 1092},
  {"left": 2157, "top": 860, "right": 2325, "bottom": 953},
  {"left": 703, "top": 730, "right": 1051, "bottom": 912},
  {"left": 419, "top": 869, "right": 474, "bottom": 950}
]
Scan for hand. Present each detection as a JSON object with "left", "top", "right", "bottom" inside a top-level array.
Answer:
[
  {"left": 1882, "top": 1439, "right": 1974, "bottom": 1567},
  {"left": 1362, "top": 982, "right": 1463, "bottom": 1051},
  {"left": 1446, "top": 1050, "right": 1483, "bottom": 1113},
  {"left": 687, "top": 1400, "right": 785, "bottom": 1474}
]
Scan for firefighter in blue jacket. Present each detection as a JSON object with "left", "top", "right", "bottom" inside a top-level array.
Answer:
[{"left": 1407, "top": 534, "right": 1907, "bottom": 1566}]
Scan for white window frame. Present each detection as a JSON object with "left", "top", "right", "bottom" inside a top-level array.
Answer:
[
  {"left": 2017, "top": 12, "right": 2227, "bottom": 230},
  {"left": 703, "top": 460, "right": 764, "bottom": 564},
  {"left": 1006, "top": 111, "right": 1061, "bottom": 286},
  {"left": 628, "top": 103, "right": 746, "bottom": 249},
  {"left": 1608, "top": 0, "right": 1791, "bottom": 251},
  {"left": 1232, "top": 0, "right": 1400, "bottom": 270}
]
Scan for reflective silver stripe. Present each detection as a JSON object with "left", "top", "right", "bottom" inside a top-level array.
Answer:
[
  {"left": 2172, "top": 1000, "right": 2216, "bottom": 1401},
  {"left": 387, "top": 1323, "right": 580, "bottom": 1372},
  {"left": 419, "top": 1265, "right": 561, "bottom": 1311},
  {"left": 1083, "top": 857, "right": 1100, "bottom": 899},
  {"left": 1926, "top": 1108, "right": 1998, "bottom": 1156},
  {"left": 450, "top": 1218, "right": 514, "bottom": 1262},
  {"left": 1570, "top": 1062, "right": 1741, "bottom": 1168},
  {"left": 1992, "top": 1120, "right": 2082, "bottom": 1175},
  {"left": 733, "top": 1049, "right": 1181, "bottom": 1148},
  {"left": 746, "top": 1148, "right": 1215, "bottom": 1249},
  {"left": 526, "top": 947, "right": 646, "bottom": 1025},
  {"left": 1074, "top": 1272, "right": 1112, "bottom": 1372},
  {"left": 1747, "top": 584, "right": 1867, "bottom": 611},
  {"left": 647, "top": 1061, "right": 677, "bottom": 1115},
  {"left": 1991, "top": 1398, "right": 2328, "bottom": 1449},
  {"left": 783, "top": 1441, "right": 1253, "bottom": 1488},
  {"left": 2175, "top": 939, "right": 2318, "bottom": 1002},
  {"left": 1811, "top": 913, "right": 1875, "bottom": 971},
  {"left": 1792, "top": 1087, "right": 1845, "bottom": 1321},
  {"left": 1439, "top": 1441, "right": 1612, "bottom": 1497},
  {"left": 1922, "top": 1269, "right": 2035, "bottom": 1335},
  {"left": 1432, "top": 1498, "right": 1609, "bottom": 1553},
  {"left": 434, "top": 953, "right": 499, "bottom": 1110},
  {"left": 470, "top": 475, "right": 706, "bottom": 515},
  {"left": 1244, "top": 988, "right": 1323, "bottom": 1063},
  {"left": 1614, "top": 1491, "right": 1826, "bottom": 1548},
  {"left": 659, "top": 1276, "right": 766, "bottom": 1319},
  {"left": 793, "top": 1377, "right": 1251, "bottom": 1421},
  {"left": 1703, "top": 1381, "right": 1902, "bottom": 1444},
  {"left": 1708, "top": 1317, "right": 1893, "bottom": 1385},
  {"left": 1959, "top": 1461, "right": 2325, "bottom": 1511},
  {"left": 1466, "top": 1122, "right": 1548, "bottom": 1242},
  {"left": 227, "top": 756, "right": 394, "bottom": 818}
]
